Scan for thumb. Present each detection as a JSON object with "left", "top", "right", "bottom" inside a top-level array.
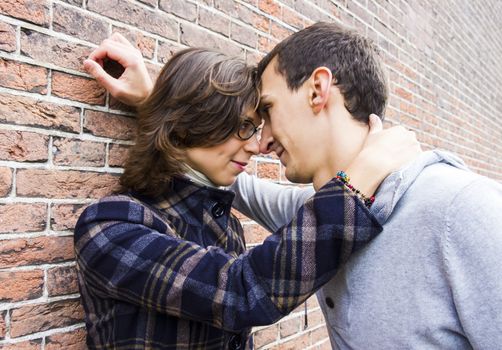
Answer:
[
  {"left": 368, "top": 114, "right": 383, "bottom": 134},
  {"left": 84, "top": 59, "right": 120, "bottom": 94}
]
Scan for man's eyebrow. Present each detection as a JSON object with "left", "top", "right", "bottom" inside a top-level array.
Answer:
[{"left": 258, "top": 96, "right": 271, "bottom": 107}]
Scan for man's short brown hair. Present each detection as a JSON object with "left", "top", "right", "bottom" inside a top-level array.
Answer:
[{"left": 257, "top": 22, "right": 388, "bottom": 122}]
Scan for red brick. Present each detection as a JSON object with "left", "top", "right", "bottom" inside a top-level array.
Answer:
[
  {"left": 52, "top": 137, "right": 106, "bottom": 166},
  {"left": 258, "top": 0, "right": 281, "bottom": 17},
  {"left": 243, "top": 224, "right": 270, "bottom": 244},
  {"left": 0, "top": 0, "right": 50, "bottom": 27},
  {"left": 84, "top": 110, "right": 136, "bottom": 141},
  {"left": 157, "top": 40, "right": 186, "bottom": 64},
  {"left": 10, "top": 299, "right": 84, "bottom": 337},
  {"left": 0, "top": 340, "right": 42, "bottom": 350},
  {"left": 16, "top": 169, "right": 119, "bottom": 199},
  {"left": 47, "top": 265, "right": 79, "bottom": 296},
  {"left": 276, "top": 332, "right": 310, "bottom": 349},
  {"left": 20, "top": 29, "right": 92, "bottom": 72},
  {"left": 51, "top": 71, "right": 106, "bottom": 105},
  {"left": 230, "top": 23, "right": 258, "bottom": 48},
  {"left": 0, "top": 270, "right": 44, "bottom": 302},
  {"left": 87, "top": 0, "right": 178, "bottom": 40},
  {"left": 0, "top": 310, "right": 6, "bottom": 339},
  {"left": 0, "top": 22, "right": 17, "bottom": 52},
  {"left": 112, "top": 27, "right": 156, "bottom": 59},
  {"left": 180, "top": 23, "right": 242, "bottom": 57},
  {"left": 307, "top": 309, "right": 324, "bottom": 328},
  {"left": 198, "top": 8, "right": 230, "bottom": 36},
  {"left": 0, "top": 167, "right": 13, "bottom": 197},
  {"left": 137, "top": 0, "right": 156, "bottom": 6},
  {"left": 310, "top": 325, "right": 329, "bottom": 344},
  {"left": 281, "top": 6, "right": 305, "bottom": 29},
  {"left": 0, "top": 236, "right": 74, "bottom": 269},
  {"left": 257, "top": 162, "right": 280, "bottom": 180},
  {"left": 279, "top": 316, "right": 301, "bottom": 338},
  {"left": 0, "top": 58, "right": 48, "bottom": 93},
  {"left": 0, "top": 130, "right": 48, "bottom": 162},
  {"left": 50, "top": 203, "right": 86, "bottom": 231},
  {"left": 159, "top": 0, "right": 197, "bottom": 21},
  {"left": 0, "top": 203, "right": 46, "bottom": 233},
  {"left": 254, "top": 15, "right": 270, "bottom": 34},
  {"left": 52, "top": 3, "right": 108, "bottom": 44},
  {"left": 258, "top": 35, "right": 277, "bottom": 53},
  {"left": 246, "top": 50, "right": 264, "bottom": 65},
  {"left": 0, "top": 93, "right": 80, "bottom": 133},
  {"left": 108, "top": 143, "right": 130, "bottom": 167},
  {"left": 270, "top": 21, "right": 294, "bottom": 41},
  {"left": 253, "top": 325, "right": 278, "bottom": 348},
  {"left": 45, "top": 328, "right": 86, "bottom": 350}
]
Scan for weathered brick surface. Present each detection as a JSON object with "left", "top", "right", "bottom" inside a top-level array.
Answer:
[
  {"left": 0, "top": 203, "right": 46, "bottom": 233},
  {"left": 279, "top": 316, "right": 300, "bottom": 338},
  {"left": 52, "top": 3, "right": 108, "bottom": 44},
  {"left": 0, "top": 167, "right": 12, "bottom": 197},
  {"left": 243, "top": 224, "right": 270, "bottom": 244},
  {"left": 0, "top": 0, "right": 50, "bottom": 27},
  {"left": 45, "top": 328, "right": 86, "bottom": 350},
  {"left": 52, "top": 137, "right": 106, "bottom": 166},
  {"left": 47, "top": 265, "right": 79, "bottom": 296},
  {"left": 159, "top": 0, "right": 197, "bottom": 22},
  {"left": 10, "top": 299, "right": 84, "bottom": 337},
  {"left": 181, "top": 23, "right": 242, "bottom": 57},
  {"left": 0, "top": 21, "right": 17, "bottom": 52},
  {"left": 0, "top": 93, "right": 80, "bottom": 133},
  {"left": 256, "top": 162, "right": 280, "bottom": 181},
  {"left": 112, "top": 27, "right": 156, "bottom": 59},
  {"left": 87, "top": 0, "right": 178, "bottom": 40},
  {"left": 0, "top": 130, "right": 49, "bottom": 162},
  {"left": 253, "top": 324, "right": 278, "bottom": 348},
  {"left": 50, "top": 203, "right": 86, "bottom": 231},
  {"left": 108, "top": 143, "right": 130, "bottom": 167},
  {"left": 198, "top": 8, "right": 230, "bottom": 36},
  {"left": 0, "top": 58, "right": 48, "bottom": 93},
  {"left": 0, "top": 340, "right": 42, "bottom": 350},
  {"left": 20, "top": 29, "right": 92, "bottom": 72},
  {"left": 51, "top": 71, "right": 106, "bottom": 105},
  {"left": 0, "top": 236, "right": 74, "bottom": 269},
  {"left": 16, "top": 169, "right": 119, "bottom": 198},
  {"left": 0, "top": 310, "right": 6, "bottom": 339},
  {"left": 83, "top": 110, "right": 136, "bottom": 141},
  {"left": 0, "top": 270, "right": 44, "bottom": 302},
  {"left": 157, "top": 40, "right": 186, "bottom": 64}
]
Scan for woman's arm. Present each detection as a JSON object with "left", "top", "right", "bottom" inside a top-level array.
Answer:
[{"left": 75, "top": 178, "right": 381, "bottom": 333}]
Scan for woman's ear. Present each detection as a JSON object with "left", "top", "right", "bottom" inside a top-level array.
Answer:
[{"left": 309, "top": 67, "right": 333, "bottom": 114}]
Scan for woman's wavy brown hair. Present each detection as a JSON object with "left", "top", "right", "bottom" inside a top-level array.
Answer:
[{"left": 120, "top": 48, "right": 259, "bottom": 196}]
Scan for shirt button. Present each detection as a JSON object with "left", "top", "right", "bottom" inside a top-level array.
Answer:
[
  {"left": 211, "top": 202, "right": 225, "bottom": 218},
  {"left": 325, "top": 297, "right": 335, "bottom": 308},
  {"left": 228, "top": 334, "right": 242, "bottom": 350}
]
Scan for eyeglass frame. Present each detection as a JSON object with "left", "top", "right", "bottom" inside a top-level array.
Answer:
[{"left": 236, "top": 119, "right": 262, "bottom": 141}]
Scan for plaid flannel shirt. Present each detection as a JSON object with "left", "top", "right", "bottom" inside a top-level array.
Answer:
[{"left": 74, "top": 176, "right": 382, "bottom": 349}]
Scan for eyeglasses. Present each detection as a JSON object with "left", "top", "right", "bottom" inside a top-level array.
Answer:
[{"left": 236, "top": 119, "right": 261, "bottom": 141}]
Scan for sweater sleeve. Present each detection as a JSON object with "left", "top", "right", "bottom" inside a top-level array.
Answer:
[
  {"left": 230, "top": 172, "right": 315, "bottom": 233},
  {"left": 443, "top": 178, "right": 502, "bottom": 349},
  {"left": 75, "top": 178, "right": 381, "bottom": 332}
]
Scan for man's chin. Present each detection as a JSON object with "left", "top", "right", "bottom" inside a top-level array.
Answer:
[{"left": 284, "top": 167, "right": 312, "bottom": 184}]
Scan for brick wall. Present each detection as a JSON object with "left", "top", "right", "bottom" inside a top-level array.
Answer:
[{"left": 0, "top": 0, "right": 501, "bottom": 349}]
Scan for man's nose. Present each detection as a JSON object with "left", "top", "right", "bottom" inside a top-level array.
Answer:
[{"left": 259, "top": 125, "right": 274, "bottom": 154}]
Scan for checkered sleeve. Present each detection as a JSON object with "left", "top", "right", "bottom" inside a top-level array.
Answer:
[{"left": 74, "top": 178, "right": 382, "bottom": 332}]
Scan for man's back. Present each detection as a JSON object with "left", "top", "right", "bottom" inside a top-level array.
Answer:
[{"left": 319, "top": 150, "right": 502, "bottom": 349}]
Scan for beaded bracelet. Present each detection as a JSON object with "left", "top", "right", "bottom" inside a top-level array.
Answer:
[{"left": 336, "top": 171, "right": 375, "bottom": 208}]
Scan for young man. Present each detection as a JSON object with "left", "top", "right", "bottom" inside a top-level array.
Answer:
[
  {"left": 245, "top": 22, "right": 502, "bottom": 348},
  {"left": 85, "top": 22, "right": 501, "bottom": 348}
]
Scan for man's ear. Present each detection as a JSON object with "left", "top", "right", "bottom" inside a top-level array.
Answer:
[{"left": 309, "top": 67, "right": 333, "bottom": 114}]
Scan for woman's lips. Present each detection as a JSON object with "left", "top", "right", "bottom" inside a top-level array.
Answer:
[{"left": 231, "top": 160, "right": 247, "bottom": 171}]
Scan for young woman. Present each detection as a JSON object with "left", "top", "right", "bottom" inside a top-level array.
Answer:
[{"left": 75, "top": 34, "right": 419, "bottom": 349}]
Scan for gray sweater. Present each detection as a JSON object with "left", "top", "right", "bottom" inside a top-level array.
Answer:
[{"left": 231, "top": 150, "right": 502, "bottom": 349}]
